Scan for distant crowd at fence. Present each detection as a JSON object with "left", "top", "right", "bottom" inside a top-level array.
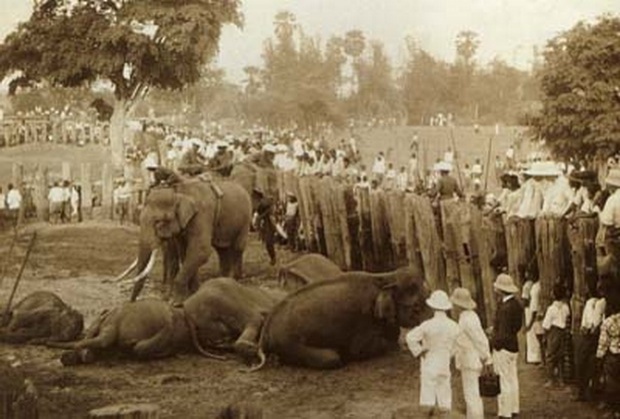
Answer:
[{"left": 0, "top": 116, "right": 110, "bottom": 147}]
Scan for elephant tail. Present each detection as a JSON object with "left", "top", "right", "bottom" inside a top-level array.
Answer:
[{"left": 183, "top": 309, "right": 227, "bottom": 361}]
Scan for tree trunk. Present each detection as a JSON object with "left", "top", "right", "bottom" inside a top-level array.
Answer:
[{"left": 109, "top": 99, "right": 128, "bottom": 171}]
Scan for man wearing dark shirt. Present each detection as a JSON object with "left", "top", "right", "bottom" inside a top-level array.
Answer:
[
  {"left": 436, "top": 163, "right": 463, "bottom": 200},
  {"left": 492, "top": 274, "right": 523, "bottom": 419}
]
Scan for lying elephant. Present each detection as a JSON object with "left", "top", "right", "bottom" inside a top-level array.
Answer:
[
  {"left": 183, "top": 277, "right": 287, "bottom": 361},
  {"left": 0, "top": 291, "right": 83, "bottom": 345},
  {"left": 277, "top": 253, "right": 343, "bottom": 291},
  {"left": 251, "top": 267, "right": 429, "bottom": 370},
  {"left": 55, "top": 299, "right": 224, "bottom": 365}
]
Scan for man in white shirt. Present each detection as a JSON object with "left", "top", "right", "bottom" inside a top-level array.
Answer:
[
  {"left": 575, "top": 282, "right": 606, "bottom": 401},
  {"left": 406, "top": 290, "right": 459, "bottom": 416},
  {"left": 48, "top": 182, "right": 65, "bottom": 224},
  {"left": 598, "top": 168, "right": 620, "bottom": 254},
  {"left": 372, "top": 152, "right": 386, "bottom": 185},
  {"left": 6, "top": 183, "right": 22, "bottom": 228},
  {"left": 451, "top": 288, "right": 492, "bottom": 419},
  {"left": 444, "top": 147, "right": 454, "bottom": 164}
]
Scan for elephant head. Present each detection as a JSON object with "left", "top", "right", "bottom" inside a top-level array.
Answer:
[
  {"left": 373, "top": 266, "right": 429, "bottom": 328},
  {"left": 142, "top": 187, "right": 197, "bottom": 240}
]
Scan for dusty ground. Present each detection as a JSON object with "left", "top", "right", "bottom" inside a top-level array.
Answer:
[{"left": 0, "top": 222, "right": 602, "bottom": 418}]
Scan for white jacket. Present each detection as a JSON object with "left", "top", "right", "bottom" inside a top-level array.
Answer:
[
  {"left": 454, "top": 310, "right": 491, "bottom": 371},
  {"left": 407, "top": 311, "right": 459, "bottom": 376}
]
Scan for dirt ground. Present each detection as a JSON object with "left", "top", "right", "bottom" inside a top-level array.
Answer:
[{"left": 0, "top": 223, "right": 602, "bottom": 418}]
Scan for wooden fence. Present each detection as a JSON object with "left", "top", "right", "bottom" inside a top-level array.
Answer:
[{"left": 277, "top": 171, "right": 599, "bottom": 331}]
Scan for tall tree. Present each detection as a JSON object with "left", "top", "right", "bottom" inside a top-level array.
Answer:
[
  {"left": 0, "top": 0, "right": 241, "bottom": 168},
  {"left": 533, "top": 16, "right": 620, "bottom": 160},
  {"left": 452, "top": 30, "right": 480, "bottom": 119},
  {"left": 343, "top": 30, "right": 366, "bottom": 94}
]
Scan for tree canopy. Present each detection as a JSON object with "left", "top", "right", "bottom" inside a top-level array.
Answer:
[
  {"left": 0, "top": 0, "right": 242, "bottom": 167},
  {"left": 533, "top": 15, "right": 620, "bottom": 161}
]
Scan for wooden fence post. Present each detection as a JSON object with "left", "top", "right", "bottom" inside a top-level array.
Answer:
[
  {"left": 369, "top": 190, "right": 394, "bottom": 271},
  {"left": 331, "top": 183, "right": 353, "bottom": 270},
  {"left": 357, "top": 188, "right": 375, "bottom": 272},
  {"left": 385, "top": 191, "right": 409, "bottom": 268},
  {"left": 33, "top": 165, "right": 49, "bottom": 222},
  {"left": 101, "top": 164, "right": 114, "bottom": 220},
  {"left": 568, "top": 218, "right": 598, "bottom": 335},
  {"left": 409, "top": 195, "right": 446, "bottom": 291},
  {"left": 404, "top": 195, "right": 425, "bottom": 278},
  {"left": 81, "top": 163, "right": 93, "bottom": 220}
]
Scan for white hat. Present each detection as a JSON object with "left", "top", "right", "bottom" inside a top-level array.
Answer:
[
  {"left": 263, "top": 144, "right": 276, "bottom": 153},
  {"left": 426, "top": 290, "right": 452, "bottom": 311},
  {"left": 450, "top": 287, "right": 477, "bottom": 310},
  {"left": 525, "top": 161, "right": 562, "bottom": 177},
  {"left": 493, "top": 273, "right": 519, "bottom": 294},
  {"left": 436, "top": 161, "right": 452, "bottom": 172}
]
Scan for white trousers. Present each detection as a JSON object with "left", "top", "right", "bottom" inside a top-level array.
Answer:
[
  {"left": 461, "top": 369, "right": 484, "bottom": 419},
  {"left": 493, "top": 349, "right": 520, "bottom": 417},
  {"left": 525, "top": 308, "right": 542, "bottom": 363},
  {"left": 420, "top": 371, "right": 452, "bottom": 411}
]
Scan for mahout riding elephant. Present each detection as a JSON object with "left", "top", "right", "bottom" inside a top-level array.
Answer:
[
  {"left": 54, "top": 298, "right": 225, "bottom": 365},
  {"left": 0, "top": 291, "right": 83, "bottom": 345},
  {"left": 115, "top": 176, "right": 252, "bottom": 304},
  {"left": 277, "top": 253, "right": 343, "bottom": 291},
  {"left": 183, "top": 277, "right": 286, "bottom": 361},
  {"left": 251, "top": 266, "right": 429, "bottom": 370}
]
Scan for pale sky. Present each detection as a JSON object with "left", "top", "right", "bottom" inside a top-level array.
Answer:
[{"left": 2, "top": 0, "right": 619, "bottom": 82}]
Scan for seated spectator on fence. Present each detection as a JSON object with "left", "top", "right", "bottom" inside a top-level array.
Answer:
[
  {"left": 516, "top": 162, "right": 558, "bottom": 219},
  {"left": 48, "top": 182, "right": 64, "bottom": 224},
  {"left": 6, "top": 183, "right": 22, "bottom": 228},
  {"left": 396, "top": 166, "right": 408, "bottom": 191},
  {"left": 434, "top": 162, "right": 463, "bottom": 202},
  {"left": 597, "top": 168, "right": 620, "bottom": 254},
  {"left": 541, "top": 165, "right": 572, "bottom": 217},
  {"left": 384, "top": 163, "right": 397, "bottom": 190}
]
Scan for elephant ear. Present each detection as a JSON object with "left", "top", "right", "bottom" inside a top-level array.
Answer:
[
  {"left": 176, "top": 195, "right": 197, "bottom": 229},
  {"left": 374, "top": 289, "right": 397, "bottom": 324}
]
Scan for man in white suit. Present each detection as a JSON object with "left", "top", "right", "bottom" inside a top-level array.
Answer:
[
  {"left": 406, "top": 290, "right": 460, "bottom": 417},
  {"left": 451, "top": 287, "right": 493, "bottom": 419}
]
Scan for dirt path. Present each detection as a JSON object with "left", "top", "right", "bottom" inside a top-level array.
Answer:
[{"left": 0, "top": 223, "right": 603, "bottom": 418}]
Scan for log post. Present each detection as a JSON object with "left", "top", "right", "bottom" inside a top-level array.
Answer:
[
  {"left": 410, "top": 195, "right": 446, "bottom": 291},
  {"left": 568, "top": 217, "right": 598, "bottom": 334},
  {"left": 101, "top": 164, "right": 114, "bottom": 220},
  {"left": 404, "top": 195, "right": 425, "bottom": 277},
  {"left": 33, "top": 165, "right": 49, "bottom": 222},
  {"left": 440, "top": 200, "right": 461, "bottom": 293},
  {"left": 81, "top": 163, "right": 93, "bottom": 220},
  {"left": 88, "top": 404, "right": 160, "bottom": 419}
]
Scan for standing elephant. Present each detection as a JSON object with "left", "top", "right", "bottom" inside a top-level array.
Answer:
[
  {"left": 0, "top": 291, "right": 83, "bottom": 345},
  {"left": 55, "top": 299, "right": 224, "bottom": 365},
  {"left": 251, "top": 267, "right": 429, "bottom": 370},
  {"left": 183, "top": 277, "right": 286, "bottom": 361},
  {"left": 116, "top": 176, "right": 252, "bottom": 304}
]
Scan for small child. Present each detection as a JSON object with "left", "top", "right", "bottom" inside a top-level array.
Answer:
[{"left": 542, "top": 283, "right": 571, "bottom": 386}]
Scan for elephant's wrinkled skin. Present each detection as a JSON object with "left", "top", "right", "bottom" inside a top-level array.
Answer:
[
  {"left": 277, "top": 253, "right": 343, "bottom": 291},
  {"left": 130, "top": 177, "right": 252, "bottom": 303},
  {"left": 253, "top": 267, "right": 429, "bottom": 370},
  {"left": 56, "top": 299, "right": 224, "bottom": 365},
  {"left": 183, "top": 277, "right": 286, "bottom": 360},
  {"left": 0, "top": 291, "right": 83, "bottom": 345}
]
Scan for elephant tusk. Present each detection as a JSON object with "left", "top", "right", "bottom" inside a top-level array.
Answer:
[
  {"left": 183, "top": 309, "right": 227, "bottom": 361},
  {"left": 127, "top": 250, "right": 157, "bottom": 285},
  {"left": 111, "top": 258, "right": 138, "bottom": 283}
]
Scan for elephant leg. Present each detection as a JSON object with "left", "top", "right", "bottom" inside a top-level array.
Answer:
[
  {"left": 231, "top": 249, "right": 244, "bottom": 279},
  {"left": 233, "top": 318, "right": 263, "bottom": 361},
  {"left": 133, "top": 326, "right": 174, "bottom": 359},
  {"left": 347, "top": 330, "right": 392, "bottom": 361},
  {"left": 216, "top": 247, "right": 234, "bottom": 278},
  {"left": 171, "top": 243, "right": 211, "bottom": 304},
  {"left": 281, "top": 343, "right": 343, "bottom": 369}
]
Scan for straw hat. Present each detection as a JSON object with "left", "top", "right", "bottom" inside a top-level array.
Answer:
[
  {"left": 426, "top": 290, "right": 453, "bottom": 311},
  {"left": 606, "top": 169, "right": 620, "bottom": 187},
  {"left": 525, "top": 161, "right": 562, "bottom": 177},
  {"left": 450, "top": 287, "right": 477, "bottom": 310},
  {"left": 494, "top": 273, "right": 519, "bottom": 294}
]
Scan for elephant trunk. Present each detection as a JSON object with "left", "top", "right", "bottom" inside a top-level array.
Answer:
[
  {"left": 129, "top": 249, "right": 158, "bottom": 302},
  {"left": 247, "top": 346, "right": 267, "bottom": 372},
  {"left": 182, "top": 308, "right": 227, "bottom": 361}
]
